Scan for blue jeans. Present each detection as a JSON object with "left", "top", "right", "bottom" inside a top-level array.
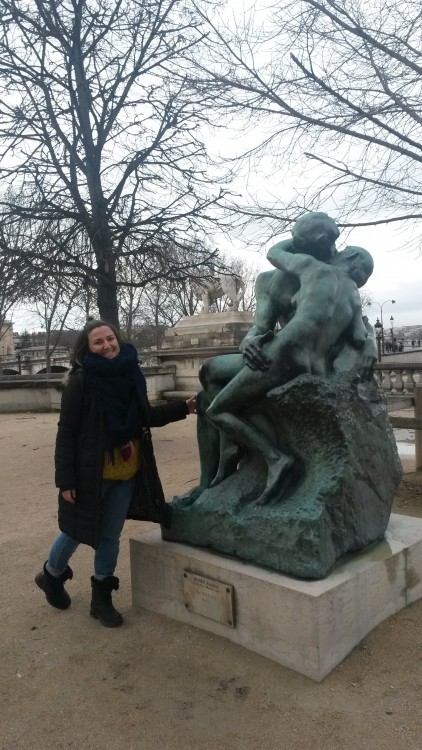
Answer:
[{"left": 47, "top": 479, "right": 135, "bottom": 579}]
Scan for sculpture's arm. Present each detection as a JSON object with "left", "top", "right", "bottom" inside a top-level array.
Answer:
[
  {"left": 267, "top": 243, "right": 317, "bottom": 276},
  {"left": 333, "top": 314, "right": 376, "bottom": 381},
  {"left": 239, "top": 273, "right": 281, "bottom": 371},
  {"left": 348, "top": 309, "right": 369, "bottom": 351}
]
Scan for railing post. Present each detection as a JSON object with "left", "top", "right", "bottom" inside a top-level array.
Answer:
[{"left": 415, "top": 385, "right": 422, "bottom": 472}]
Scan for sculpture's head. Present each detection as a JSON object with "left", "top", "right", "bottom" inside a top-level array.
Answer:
[
  {"left": 332, "top": 245, "right": 374, "bottom": 288},
  {"left": 291, "top": 212, "right": 339, "bottom": 261}
]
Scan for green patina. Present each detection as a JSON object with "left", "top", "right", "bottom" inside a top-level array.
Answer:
[{"left": 162, "top": 213, "right": 402, "bottom": 579}]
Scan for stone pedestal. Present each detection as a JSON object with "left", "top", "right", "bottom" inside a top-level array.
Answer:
[
  {"left": 164, "top": 376, "right": 403, "bottom": 578},
  {"left": 161, "top": 311, "right": 253, "bottom": 350},
  {"left": 130, "top": 514, "right": 422, "bottom": 682},
  {"left": 156, "top": 311, "right": 253, "bottom": 396}
]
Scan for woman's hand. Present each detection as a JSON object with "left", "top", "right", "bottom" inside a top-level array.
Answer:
[
  {"left": 186, "top": 395, "right": 197, "bottom": 414},
  {"left": 61, "top": 489, "right": 76, "bottom": 504},
  {"left": 120, "top": 441, "right": 134, "bottom": 461}
]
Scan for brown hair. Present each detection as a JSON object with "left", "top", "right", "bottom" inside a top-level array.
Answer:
[{"left": 70, "top": 319, "right": 126, "bottom": 369}]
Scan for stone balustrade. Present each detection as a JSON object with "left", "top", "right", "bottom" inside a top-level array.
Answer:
[
  {"left": 0, "top": 364, "right": 177, "bottom": 412},
  {"left": 1, "top": 358, "right": 421, "bottom": 413},
  {"left": 374, "top": 363, "right": 422, "bottom": 398}
]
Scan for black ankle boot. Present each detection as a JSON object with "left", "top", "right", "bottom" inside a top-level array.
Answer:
[
  {"left": 35, "top": 562, "right": 73, "bottom": 610},
  {"left": 90, "top": 576, "right": 123, "bottom": 627}
]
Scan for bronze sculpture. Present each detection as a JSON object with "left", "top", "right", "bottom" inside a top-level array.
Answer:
[{"left": 162, "top": 212, "right": 402, "bottom": 579}]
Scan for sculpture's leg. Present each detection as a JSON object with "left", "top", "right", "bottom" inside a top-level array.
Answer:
[
  {"left": 202, "top": 293, "right": 210, "bottom": 314},
  {"left": 235, "top": 284, "right": 245, "bottom": 312},
  {"left": 210, "top": 432, "right": 242, "bottom": 486},
  {"left": 194, "top": 354, "right": 245, "bottom": 496},
  {"left": 207, "top": 405, "right": 294, "bottom": 502},
  {"left": 256, "top": 454, "right": 296, "bottom": 505},
  {"left": 206, "top": 356, "right": 295, "bottom": 503},
  {"left": 195, "top": 388, "right": 220, "bottom": 493}
]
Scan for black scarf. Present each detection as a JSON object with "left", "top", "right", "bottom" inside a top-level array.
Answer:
[{"left": 81, "top": 343, "right": 147, "bottom": 455}]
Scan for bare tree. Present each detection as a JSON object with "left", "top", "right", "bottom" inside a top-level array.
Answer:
[
  {"left": 0, "top": 210, "right": 39, "bottom": 359},
  {"left": 125, "top": 272, "right": 200, "bottom": 347},
  {"left": 197, "top": 0, "right": 422, "bottom": 238},
  {"left": 117, "top": 266, "right": 147, "bottom": 341},
  {"left": 132, "top": 251, "right": 257, "bottom": 335},
  {"left": 117, "top": 235, "right": 238, "bottom": 335},
  {"left": 25, "top": 273, "right": 81, "bottom": 373},
  {"left": 359, "top": 290, "right": 373, "bottom": 316},
  {"left": 119, "top": 275, "right": 196, "bottom": 340},
  {"left": 0, "top": 252, "right": 19, "bottom": 349},
  {"left": 0, "top": 0, "right": 232, "bottom": 325}
]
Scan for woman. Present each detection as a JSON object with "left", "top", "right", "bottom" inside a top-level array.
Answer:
[{"left": 35, "top": 320, "right": 196, "bottom": 627}]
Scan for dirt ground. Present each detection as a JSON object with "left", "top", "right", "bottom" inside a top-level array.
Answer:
[{"left": 1, "top": 412, "right": 422, "bottom": 750}]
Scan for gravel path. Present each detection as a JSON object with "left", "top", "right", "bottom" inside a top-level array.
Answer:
[{"left": 1, "top": 412, "right": 421, "bottom": 750}]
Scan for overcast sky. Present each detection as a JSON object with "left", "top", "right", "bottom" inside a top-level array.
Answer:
[
  {"left": 11, "top": 173, "right": 420, "bottom": 335},
  {"left": 217, "top": 140, "right": 422, "bottom": 332},
  {"left": 230, "top": 221, "right": 420, "bottom": 332},
  {"left": 341, "top": 223, "right": 421, "bottom": 330},
  {"left": 10, "top": 69, "right": 422, "bottom": 335},
  {"left": 207, "top": 0, "right": 422, "bottom": 333}
]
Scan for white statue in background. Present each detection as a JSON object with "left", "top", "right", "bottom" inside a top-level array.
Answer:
[{"left": 192, "top": 272, "right": 246, "bottom": 313}]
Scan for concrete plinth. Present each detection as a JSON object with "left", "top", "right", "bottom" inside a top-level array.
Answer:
[
  {"left": 161, "top": 311, "right": 253, "bottom": 350},
  {"left": 130, "top": 514, "right": 422, "bottom": 682},
  {"left": 155, "top": 312, "right": 254, "bottom": 394}
]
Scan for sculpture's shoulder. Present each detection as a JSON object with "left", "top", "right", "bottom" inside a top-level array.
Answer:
[
  {"left": 256, "top": 267, "right": 299, "bottom": 298},
  {"left": 254, "top": 269, "right": 278, "bottom": 293}
]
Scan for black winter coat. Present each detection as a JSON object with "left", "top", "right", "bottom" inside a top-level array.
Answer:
[{"left": 55, "top": 370, "right": 188, "bottom": 548}]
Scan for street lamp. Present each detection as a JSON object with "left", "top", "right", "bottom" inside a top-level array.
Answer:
[
  {"left": 374, "top": 318, "right": 383, "bottom": 362},
  {"left": 368, "top": 299, "right": 395, "bottom": 353},
  {"left": 390, "top": 315, "right": 394, "bottom": 349}
]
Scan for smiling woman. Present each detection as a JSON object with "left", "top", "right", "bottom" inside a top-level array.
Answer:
[
  {"left": 35, "top": 318, "right": 197, "bottom": 628},
  {"left": 87, "top": 326, "right": 121, "bottom": 359},
  {"left": 70, "top": 320, "right": 127, "bottom": 368}
]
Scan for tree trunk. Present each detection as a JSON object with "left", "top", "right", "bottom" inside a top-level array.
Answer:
[
  {"left": 97, "top": 271, "right": 119, "bottom": 328},
  {"left": 88, "top": 221, "right": 120, "bottom": 327},
  {"left": 45, "top": 326, "right": 52, "bottom": 375}
]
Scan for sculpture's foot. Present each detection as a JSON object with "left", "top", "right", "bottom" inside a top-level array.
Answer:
[
  {"left": 188, "top": 485, "right": 207, "bottom": 501},
  {"left": 256, "top": 455, "right": 295, "bottom": 506},
  {"left": 175, "top": 481, "right": 215, "bottom": 504},
  {"left": 210, "top": 445, "right": 241, "bottom": 487}
]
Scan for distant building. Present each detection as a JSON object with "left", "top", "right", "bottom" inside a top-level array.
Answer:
[
  {"left": 0, "top": 321, "right": 14, "bottom": 357},
  {"left": 18, "top": 329, "right": 80, "bottom": 350},
  {"left": 394, "top": 324, "right": 422, "bottom": 344}
]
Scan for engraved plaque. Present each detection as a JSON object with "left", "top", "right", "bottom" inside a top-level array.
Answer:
[{"left": 183, "top": 571, "right": 235, "bottom": 627}]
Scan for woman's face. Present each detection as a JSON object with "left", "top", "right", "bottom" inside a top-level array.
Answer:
[{"left": 87, "top": 326, "right": 120, "bottom": 359}]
